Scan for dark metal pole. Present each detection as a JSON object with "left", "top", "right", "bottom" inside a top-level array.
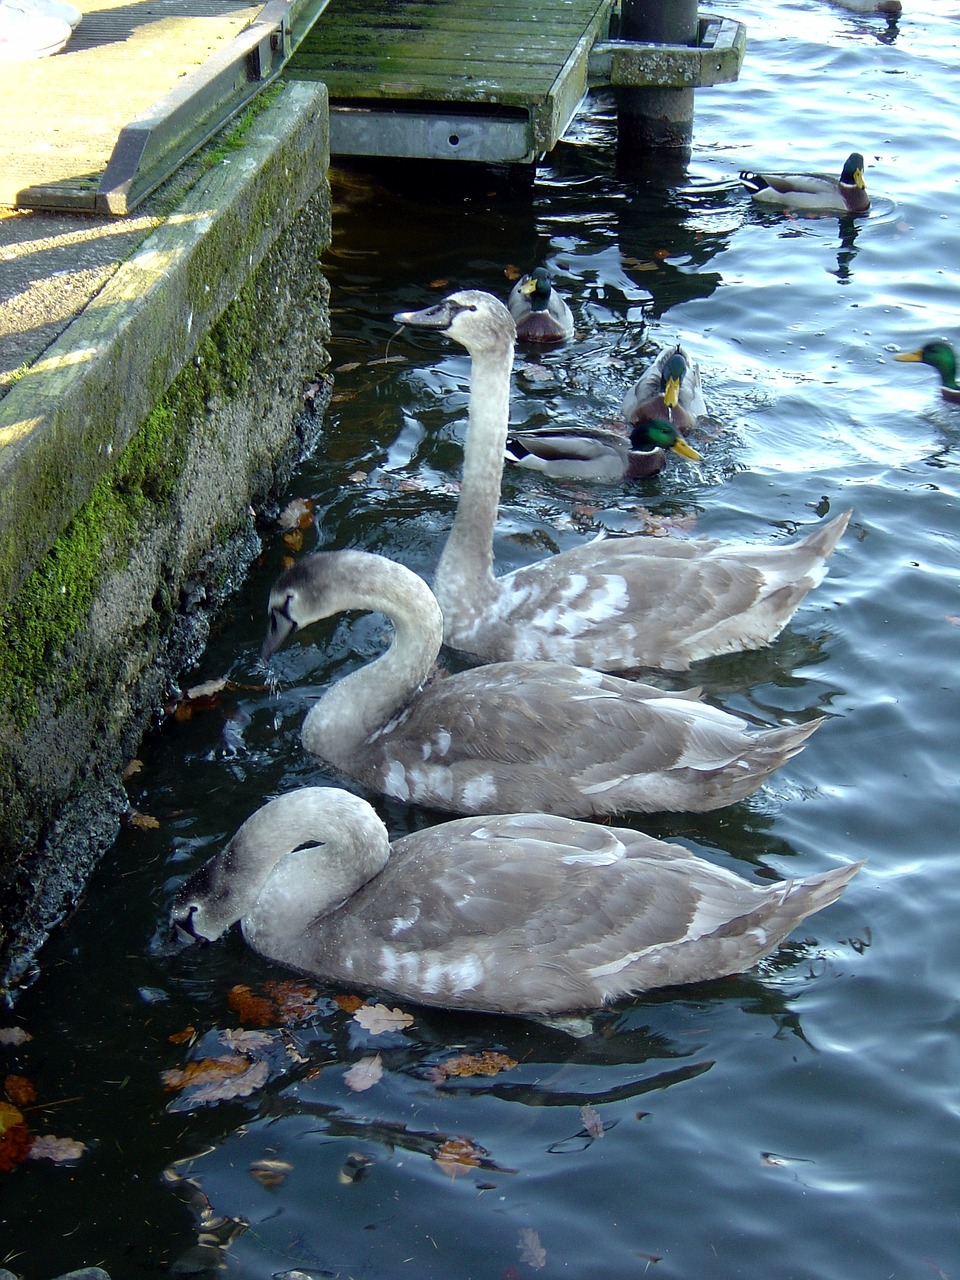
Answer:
[{"left": 617, "top": 0, "right": 698, "bottom": 168}]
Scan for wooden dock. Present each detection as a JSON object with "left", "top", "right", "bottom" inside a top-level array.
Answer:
[
  {"left": 0, "top": 0, "right": 743, "bottom": 213},
  {"left": 286, "top": 0, "right": 617, "bottom": 163}
]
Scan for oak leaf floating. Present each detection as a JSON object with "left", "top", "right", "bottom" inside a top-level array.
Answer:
[
  {"left": 517, "top": 1227, "right": 547, "bottom": 1270},
  {"left": 28, "top": 1134, "right": 86, "bottom": 1164},
  {"left": 277, "top": 497, "right": 316, "bottom": 532},
  {"left": 434, "top": 1137, "right": 485, "bottom": 1179},
  {"left": 0, "top": 1101, "right": 33, "bottom": 1171},
  {"left": 183, "top": 1059, "right": 270, "bottom": 1107},
  {"left": 580, "top": 1104, "right": 605, "bottom": 1139},
  {"left": 352, "top": 1003, "right": 414, "bottom": 1036},
  {"left": 343, "top": 1054, "right": 383, "bottom": 1093},
  {"left": 0, "top": 1027, "right": 31, "bottom": 1046}
]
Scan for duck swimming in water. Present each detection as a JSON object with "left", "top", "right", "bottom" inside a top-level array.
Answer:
[
  {"left": 260, "top": 549, "right": 822, "bottom": 819},
  {"left": 621, "top": 345, "right": 707, "bottom": 435},
  {"left": 171, "top": 786, "right": 862, "bottom": 1016},
  {"left": 393, "top": 290, "right": 851, "bottom": 673},
  {"left": 894, "top": 341, "right": 960, "bottom": 404},
  {"left": 739, "top": 152, "right": 870, "bottom": 215},
  {"left": 505, "top": 418, "right": 702, "bottom": 483},
  {"left": 507, "top": 267, "right": 575, "bottom": 342}
]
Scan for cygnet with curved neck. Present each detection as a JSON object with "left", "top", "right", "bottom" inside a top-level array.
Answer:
[
  {"left": 260, "top": 548, "right": 822, "bottom": 818},
  {"left": 171, "top": 786, "right": 862, "bottom": 1015}
]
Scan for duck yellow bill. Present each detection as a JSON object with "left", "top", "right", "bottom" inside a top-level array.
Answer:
[
  {"left": 894, "top": 350, "right": 923, "bottom": 363},
  {"left": 519, "top": 277, "right": 537, "bottom": 296},
  {"left": 670, "top": 438, "right": 702, "bottom": 461},
  {"left": 663, "top": 375, "right": 681, "bottom": 409}
]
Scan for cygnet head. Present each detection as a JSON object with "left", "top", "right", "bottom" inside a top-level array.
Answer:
[{"left": 394, "top": 290, "right": 516, "bottom": 356}]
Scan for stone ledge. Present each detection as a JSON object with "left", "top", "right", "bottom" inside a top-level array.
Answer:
[{"left": 0, "top": 79, "right": 329, "bottom": 608}]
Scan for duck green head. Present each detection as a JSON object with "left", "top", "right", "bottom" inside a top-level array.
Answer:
[
  {"left": 519, "top": 267, "right": 553, "bottom": 311},
  {"left": 631, "top": 419, "right": 702, "bottom": 461},
  {"left": 841, "top": 152, "right": 867, "bottom": 191},
  {"left": 895, "top": 340, "right": 958, "bottom": 389}
]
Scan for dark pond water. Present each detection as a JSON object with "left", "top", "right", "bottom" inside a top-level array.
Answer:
[{"left": 3, "top": 1, "right": 959, "bottom": 1276}]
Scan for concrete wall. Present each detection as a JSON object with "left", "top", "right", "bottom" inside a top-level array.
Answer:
[{"left": 0, "top": 82, "right": 333, "bottom": 995}]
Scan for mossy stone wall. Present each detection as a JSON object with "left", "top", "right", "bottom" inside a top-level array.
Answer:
[{"left": 0, "top": 92, "right": 333, "bottom": 995}]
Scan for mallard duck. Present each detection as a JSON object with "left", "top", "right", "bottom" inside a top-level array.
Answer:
[
  {"left": 507, "top": 267, "right": 575, "bottom": 342},
  {"left": 505, "top": 418, "right": 702, "bottom": 482},
  {"left": 739, "top": 152, "right": 870, "bottom": 215},
  {"left": 621, "top": 345, "right": 708, "bottom": 434},
  {"left": 894, "top": 341, "right": 960, "bottom": 404},
  {"left": 260, "top": 549, "right": 822, "bottom": 818},
  {"left": 393, "top": 291, "right": 851, "bottom": 673},
  {"left": 171, "top": 787, "right": 862, "bottom": 1016}
]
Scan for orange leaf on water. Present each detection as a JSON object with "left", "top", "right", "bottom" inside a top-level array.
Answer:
[
  {"left": 0, "top": 1101, "right": 33, "bottom": 1171},
  {"left": 161, "top": 1056, "right": 252, "bottom": 1093},
  {"left": 4, "top": 1074, "right": 36, "bottom": 1108},
  {"left": 227, "top": 984, "right": 278, "bottom": 1027},
  {"left": 430, "top": 1050, "right": 517, "bottom": 1082},
  {"left": 434, "top": 1137, "right": 485, "bottom": 1178},
  {"left": 334, "top": 993, "right": 365, "bottom": 1014}
]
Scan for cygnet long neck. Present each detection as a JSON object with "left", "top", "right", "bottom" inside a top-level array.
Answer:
[
  {"left": 436, "top": 335, "right": 514, "bottom": 604},
  {"left": 302, "top": 557, "right": 443, "bottom": 765}
]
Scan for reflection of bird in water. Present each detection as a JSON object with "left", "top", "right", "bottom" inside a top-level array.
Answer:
[
  {"left": 507, "top": 267, "right": 575, "bottom": 342},
  {"left": 895, "top": 341, "right": 960, "bottom": 404},
  {"left": 506, "top": 418, "right": 701, "bottom": 482},
  {"left": 740, "top": 152, "right": 870, "bottom": 215},
  {"left": 171, "top": 786, "right": 863, "bottom": 1015},
  {"left": 393, "top": 290, "right": 851, "bottom": 674},
  {"left": 621, "top": 345, "right": 707, "bottom": 435},
  {"left": 259, "top": 548, "right": 824, "bottom": 818}
]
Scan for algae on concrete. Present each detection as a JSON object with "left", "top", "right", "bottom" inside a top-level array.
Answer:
[{"left": 0, "top": 83, "right": 333, "bottom": 997}]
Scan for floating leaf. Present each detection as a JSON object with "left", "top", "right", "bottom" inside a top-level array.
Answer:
[
  {"left": 343, "top": 1054, "right": 383, "bottom": 1093},
  {"left": 429, "top": 278, "right": 450, "bottom": 290},
  {"left": 353, "top": 1003, "right": 414, "bottom": 1036},
  {"left": 434, "top": 1137, "right": 484, "bottom": 1178},
  {"left": 228, "top": 984, "right": 277, "bottom": 1028},
  {"left": 278, "top": 497, "right": 315, "bottom": 531},
  {"left": 220, "top": 1029, "right": 274, "bottom": 1055},
  {"left": 162, "top": 1056, "right": 251, "bottom": 1093},
  {"left": 503, "top": 264, "right": 522, "bottom": 282},
  {"left": 4, "top": 1074, "right": 36, "bottom": 1108},
  {"left": 169, "top": 1025, "right": 197, "bottom": 1046},
  {"left": 282, "top": 528, "right": 304, "bottom": 552},
  {"left": 126, "top": 809, "right": 161, "bottom": 830},
  {"left": 334, "top": 993, "right": 365, "bottom": 1014},
  {"left": 28, "top": 1134, "right": 86, "bottom": 1163},
  {"left": 0, "top": 1101, "right": 32, "bottom": 1171},
  {"left": 188, "top": 1058, "right": 270, "bottom": 1106},
  {"left": 263, "top": 980, "right": 321, "bottom": 1022},
  {"left": 184, "top": 677, "right": 229, "bottom": 703},
  {"left": 430, "top": 1050, "right": 517, "bottom": 1082},
  {"left": 122, "top": 758, "right": 143, "bottom": 779},
  {"left": 347, "top": 470, "right": 368, "bottom": 484},
  {"left": 249, "top": 1157, "right": 293, "bottom": 1187},
  {"left": 580, "top": 1105, "right": 605, "bottom": 1139},
  {"left": 0, "top": 1027, "right": 31, "bottom": 1047},
  {"left": 517, "top": 1227, "right": 546, "bottom": 1270}
]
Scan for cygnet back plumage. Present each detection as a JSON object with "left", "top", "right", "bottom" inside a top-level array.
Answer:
[
  {"left": 393, "top": 290, "right": 850, "bottom": 674},
  {"left": 171, "top": 787, "right": 863, "bottom": 1016},
  {"left": 260, "top": 549, "right": 821, "bottom": 819}
]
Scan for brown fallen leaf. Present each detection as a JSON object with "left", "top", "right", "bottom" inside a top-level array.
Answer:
[
  {"left": 184, "top": 677, "right": 230, "bottom": 702},
  {"left": 5, "top": 1074, "right": 36, "bottom": 1108},
  {"left": 0, "top": 1101, "right": 32, "bottom": 1171},
  {"left": 27, "top": 1134, "right": 86, "bottom": 1163},
  {"left": 517, "top": 1227, "right": 546, "bottom": 1270},
  {"left": 162, "top": 1056, "right": 253, "bottom": 1093},
  {"left": 343, "top": 1054, "right": 383, "bottom": 1093},
  {"left": 334, "top": 993, "right": 365, "bottom": 1014},
  {"left": 278, "top": 497, "right": 316, "bottom": 531},
  {"left": 169, "top": 1025, "right": 197, "bottom": 1046},
  {"left": 188, "top": 1058, "right": 270, "bottom": 1105},
  {"left": 434, "top": 1137, "right": 484, "bottom": 1178},
  {"left": 263, "top": 980, "right": 321, "bottom": 1022},
  {"left": 282, "top": 528, "right": 304, "bottom": 552},
  {"left": 504, "top": 264, "right": 522, "bottom": 282},
  {"left": 347, "top": 470, "right": 369, "bottom": 484},
  {"left": 430, "top": 1050, "right": 517, "bottom": 1082},
  {"left": 127, "top": 809, "right": 161, "bottom": 830},
  {"left": 352, "top": 1003, "right": 414, "bottom": 1036},
  {"left": 228, "top": 984, "right": 277, "bottom": 1028},
  {"left": 122, "top": 758, "right": 143, "bottom": 780},
  {"left": 220, "top": 1029, "right": 274, "bottom": 1055}
]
